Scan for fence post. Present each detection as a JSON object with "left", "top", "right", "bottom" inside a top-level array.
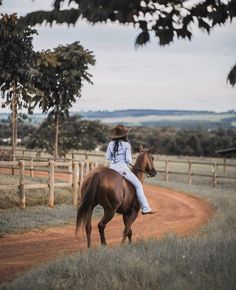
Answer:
[
  {"left": 30, "top": 157, "right": 34, "bottom": 177},
  {"left": 213, "top": 162, "right": 217, "bottom": 187},
  {"left": 68, "top": 160, "right": 73, "bottom": 183},
  {"left": 36, "top": 150, "right": 40, "bottom": 161},
  {"left": 188, "top": 159, "right": 192, "bottom": 185},
  {"left": 86, "top": 160, "right": 90, "bottom": 175},
  {"left": 79, "top": 162, "right": 84, "bottom": 199},
  {"left": 223, "top": 158, "right": 226, "bottom": 173},
  {"left": 12, "top": 155, "right": 16, "bottom": 175},
  {"left": 165, "top": 159, "right": 169, "bottom": 182},
  {"left": 19, "top": 160, "right": 25, "bottom": 208},
  {"left": 48, "top": 160, "right": 55, "bottom": 207},
  {"left": 72, "top": 161, "right": 79, "bottom": 206}
]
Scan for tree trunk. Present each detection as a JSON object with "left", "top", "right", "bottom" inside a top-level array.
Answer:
[
  {"left": 11, "top": 81, "right": 17, "bottom": 159},
  {"left": 54, "top": 111, "right": 59, "bottom": 159}
]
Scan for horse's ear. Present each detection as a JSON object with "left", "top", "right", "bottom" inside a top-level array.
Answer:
[
  {"left": 148, "top": 146, "right": 154, "bottom": 153},
  {"left": 139, "top": 144, "right": 144, "bottom": 152}
]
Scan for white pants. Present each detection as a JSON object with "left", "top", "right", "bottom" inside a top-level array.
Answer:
[{"left": 110, "top": 165, "right": 151, "bottom": 213}]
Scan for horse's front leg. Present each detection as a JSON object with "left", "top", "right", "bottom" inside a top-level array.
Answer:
[
  {"left": 122, "top": 210, "right": 139, "bottom": 244},
  {"left": 98, "top": 209, "right": 115, "bottom": 246}
]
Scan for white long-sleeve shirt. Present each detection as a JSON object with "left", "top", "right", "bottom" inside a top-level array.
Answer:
[{"left": 106, "top": 141, "right": 132, "bottom": 172}]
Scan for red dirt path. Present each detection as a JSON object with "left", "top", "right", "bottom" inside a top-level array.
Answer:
[{"left": 0, "top": 169, "right": 213, "bottom": 284}]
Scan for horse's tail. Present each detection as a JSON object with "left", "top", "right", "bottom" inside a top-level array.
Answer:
[{"left": 75, "top": 174, "right": 99, "bottom": 237}]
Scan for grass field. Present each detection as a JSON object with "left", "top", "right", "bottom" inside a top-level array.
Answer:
[
  {"left": 1, "top": 170, "right": 235, "bottom": 290},
  {"left": 97, "top": 113, "right": 236, "bottom": 127}
]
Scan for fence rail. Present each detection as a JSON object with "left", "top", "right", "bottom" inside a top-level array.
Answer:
[{"left": 156, "top": 158, "right": 236, "bottom": 187}]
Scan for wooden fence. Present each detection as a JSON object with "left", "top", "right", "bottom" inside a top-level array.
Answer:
[
  {"left": 0, "top": 160, "right": 98, "bottom": 208},
  {"left": 156, "top": 158, "right": 236, "bottom": 187},
  {"left": 0, "top": 147, "right": 105, "bottom": 162},
  {"left": 0, "top": 149, "right": 236, "bottom": 209}
]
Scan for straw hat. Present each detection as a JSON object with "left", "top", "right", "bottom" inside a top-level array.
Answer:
[{"left": 109, "top": 124, "right": 131, "bottom": 139}]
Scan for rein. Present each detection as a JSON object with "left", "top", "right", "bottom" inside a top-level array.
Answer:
[
  {"left": 129, "top": 152, "right": 154, "bottom": 175},
  {"left": 129, "top": 163, "right": 147, "bottom": 173}
]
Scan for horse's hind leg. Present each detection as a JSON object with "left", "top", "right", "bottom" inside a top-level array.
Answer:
[
  {"left": 98, "top": 209, "right": 116, "bottom": 246},
  {"left": 122, "top": 210, "right": 139, "bottom": 244},
  {"left": 85, "top": 211, "right": 93, "bottom": 248}
]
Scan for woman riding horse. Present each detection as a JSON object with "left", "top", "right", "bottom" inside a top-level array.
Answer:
[
  {"left": 76, "top": 124, "right": 157, "bottom": 248},
  {"left": 106, "top": 124, "right": 157, "bottom": 215}
]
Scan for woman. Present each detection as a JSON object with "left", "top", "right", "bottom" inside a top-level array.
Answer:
[{"left": 106, "top": 124, "right": 156, "bottom": 215}]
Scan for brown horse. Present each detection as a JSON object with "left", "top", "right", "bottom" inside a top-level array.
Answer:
[{"left": 76, "top": 145, "right": 157, "bottom": 248}]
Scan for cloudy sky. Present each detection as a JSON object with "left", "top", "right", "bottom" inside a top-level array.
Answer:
[{"left": 1, "top": 0, "right": 236, "bottom": 112}]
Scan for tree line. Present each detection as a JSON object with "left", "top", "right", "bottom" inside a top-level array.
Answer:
[{"left": 1, "top": 115, "right": 235, "bottom": 157}]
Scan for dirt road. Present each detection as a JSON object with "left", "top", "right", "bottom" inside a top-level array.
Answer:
[{"left": 0, "top": 177, "right": 213, "bottom": 284}]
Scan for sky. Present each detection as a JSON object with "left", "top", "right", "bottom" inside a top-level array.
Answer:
[{"left": 1, "top": 0, "right": 236, "bottom": 113}]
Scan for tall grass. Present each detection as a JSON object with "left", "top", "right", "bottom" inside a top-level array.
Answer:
[{"left": 1, "top": 236, "right": 235, "bottom": 290}]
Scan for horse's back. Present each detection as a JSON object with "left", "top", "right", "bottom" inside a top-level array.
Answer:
[{"left": 82, "top": 166, "right": 137, "bottom": 212}]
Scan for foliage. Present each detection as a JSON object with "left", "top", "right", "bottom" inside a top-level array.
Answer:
[
  {"left": 0, "top": 115, "right": 35, "bottom": 145},
  {"left": 25, "top": 115, "right": 109, "bottom": 155},
  {"left": 0, "top": 13, "right": 37, "bottom": 111},
  {"left": 19, "top": 1, "right": 236, "bottom": 47},
  {"left": 227, "top": 63, "right": 236, "bottom": 86},
  {"left": 32, "top": 43, "right": 95, "bottom": 116},
  {"left": 129, "top": 126, "right": 236, "bottom": 156}
]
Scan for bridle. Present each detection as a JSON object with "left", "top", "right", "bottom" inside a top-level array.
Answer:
[{"left": 129, "top": 152, "right": 156, "bottom": 176}]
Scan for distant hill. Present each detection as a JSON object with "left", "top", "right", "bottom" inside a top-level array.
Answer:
[
  {"left": 77, "top": 109, "right": 236, "bottom": 129},
  {"left": 1, "top": 109, "right": 236, "bottom": 129},
  {"left": 79, "top": 109, "right": 215, "bottom": 119}
]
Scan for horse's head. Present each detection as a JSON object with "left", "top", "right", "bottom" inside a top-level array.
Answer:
[{"left": 137, "top": 144, "right": 157, "bottom": 177}]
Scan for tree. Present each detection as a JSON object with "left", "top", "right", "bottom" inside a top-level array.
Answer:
[
  {"left": 25, "top": 115, "right": 108, "bottom": 154},
  {"left": 19, "top": 0, "right": 236, "bottom": 46},
  {"left": 0, "top": 13, "right": 37, "bottom": 158},
  {"left": 32, "top": 42, "right": 95, "bottom": 158}
]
